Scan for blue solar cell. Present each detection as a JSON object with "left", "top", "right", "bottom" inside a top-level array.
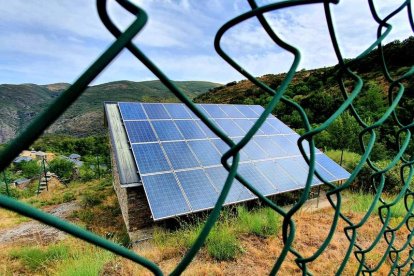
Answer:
[
  {"left": 267, "top": 118, "right": 294, "bottom": 134},
  {"left": 196, "top": 120, "right": 217, "bottom": 138},
  {"left": 152, "top": 120, "right": 183, "bottom": 141},
  {"left": 142, "top": 173, "right": 191, "bottom": 220},
  {"left": 214, "top": 119, "right": 245, "bottom": 137},
  {"left": 254, "top": 120, "right": 280, "bottom": 135},
  {"left": 219, "top": 105, "right": 246, "bottom": 118},
  {"left": 239, "top": 140, "right": 268, "bottom": 160},
  {"left": 272, "top": 135, "right": 300, "bottom": 155},
  {"left": 188, "top": 140, "right": 222, "bottom": 166},
  {"left": 235, "top": 105, "right": 259, "bottom": 118},
  {"left": 176, "top": 170, "right": 218, "bottom": 211},
  {"left": 200, "top": 104, "right": 228, "bottom": 118},
  {"left": 254, "top": 160, "right": 297, "bottom": 192},
  {"left": 162, "top": 141, "right": 200, "bottom": 170},
  {"left": 175, "top": 120, "right": 207, "bottom": 139},
  {"left": 233, "top": 119, "right": 264, "bottom": 135},
  {"left": 132, "top": 143, "right": 170, "bottom": 174},
  {"left": 249, "top": 105, "right": 264, "bottom": 116},
  {"left": 163, "top": 104, "right": 192, "bottom": 119},
  {"left": 276, "top": 158, "right": 307, "bottom": 188},
  {"left": 215, "top": 138, "right": 249, "bottom": 162},
  {"left": 118, "top": 102, "right": 147, "bottom": 120},
  {"left": 294, "top": 156, "right": 320, "bottom": 185},
  {"left": 313, "top": 156, "right": 336, "bottom": 182},
  {"left": 143, "top": 103, "right": 170, "bottom": 119},
  {"left": 254, "top": 136, "right": 286, "bottom": 158},
  {"left": 316, "top": 154, "right": 350, "bottom": 180},
  {"left": 238, "top": 163, "right": 276, "bottom": 196},
  {"left": 124, "top": 121, "right": 157, "bottom": 143},
  {"left": 205, "top": 166, "right": 254, "bottom": 203}
]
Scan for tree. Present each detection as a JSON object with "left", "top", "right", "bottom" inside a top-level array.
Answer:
[
  {"left": 20, "top": 160, "right": 41, "bottom": 179},
  {"left": 49, "top": 158, "right": 75, "bottom": 181},
  {"left": 327, "top": 112, "right": 361, "bottom": 164}
]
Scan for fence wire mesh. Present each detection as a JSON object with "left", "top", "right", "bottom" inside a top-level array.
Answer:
[{"left": 0, "top": 0, "right": 413, "bottom": 275}]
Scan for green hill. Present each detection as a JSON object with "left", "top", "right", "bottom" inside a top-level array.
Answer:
[
  {"left": 0, "top": 80, "right": 220, "bottom": 142},
  {"left": 195, "top": 37, "right": 414, "bottom": 158}
]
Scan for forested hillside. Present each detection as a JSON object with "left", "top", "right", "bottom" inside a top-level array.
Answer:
[{"left": 195, "top": 37, "right": 414, "bottom": 160}]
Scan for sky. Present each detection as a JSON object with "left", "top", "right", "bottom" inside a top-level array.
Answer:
[{"left": 0, "top": 0, "right": 412, "bottom": 85}]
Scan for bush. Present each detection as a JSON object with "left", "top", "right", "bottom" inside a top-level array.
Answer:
[
  {"left": 20, "top": 160, "right": 41, "bottom": 179},
  {"left": 49, "top": 158, "right": 75, "bottom": 181},
  {"left": 80, "top": 191, "right": 103, "bottom": 208}
]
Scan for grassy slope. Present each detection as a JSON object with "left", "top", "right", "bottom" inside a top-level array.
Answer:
[
  {"left": 0, "top": 151, "right": 411, "bottom": 275},
  {"left": 0, "top": 80, "right": 220, "bottom": 141}
]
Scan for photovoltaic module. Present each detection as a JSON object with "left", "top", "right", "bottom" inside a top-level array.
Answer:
[{"left": 118, "top": 102, "right": 350, "bottom": 221}]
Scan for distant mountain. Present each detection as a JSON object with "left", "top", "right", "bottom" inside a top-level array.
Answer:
[{"left": 0, "top": 80, "right": 220, "bottom": 143}]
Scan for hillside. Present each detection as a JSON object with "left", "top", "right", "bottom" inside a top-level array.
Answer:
[
  {"left": 0, "top": 80, "right": 220, "bottom": 142},
  {"left": 195, "top": 37, "right": 414, "bottom": 158}
]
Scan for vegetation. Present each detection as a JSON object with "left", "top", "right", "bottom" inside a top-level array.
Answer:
[
  {"left": 0, "top": 80, "right": 220, "bottom": 142},
  {"left": 153, "top": 206, "right": 281, "bottom": 261},
  {"left": 19, "top": 160, "right": 41, "bottom": 179},
  {"left": 48, "top": 158, "right": 75, "bottom": 181},
  {"left": 8, "top": 239, "right": 113, "bottom": 275}
]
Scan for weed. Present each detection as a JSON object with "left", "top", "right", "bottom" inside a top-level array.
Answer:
[
  {"left": 10, "top": 244, "right": 69, "bottom": 270},
  {"left": 53, "top": 245, "right": 113, "bottom": 276},
  {"left": 237, "top": 206, "right": 280, "bottom": 237},
  {"left": 206, "top": 225, "right": 239, "bottom": 260}
]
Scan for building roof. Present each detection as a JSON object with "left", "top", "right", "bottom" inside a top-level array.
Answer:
[
  {"left": 104, "top": 103, "right": 141, "bottom": 187},
  {"left": 14, "top": 178, "right": 30, "bottom": 185},
  {"left": 13, "top": 156, "right": 33, "bottom": 163},
  {"left": 69, "top": 153, "right": 81, "bottom": 159}
]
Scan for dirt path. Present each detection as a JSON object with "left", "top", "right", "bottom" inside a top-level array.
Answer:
[{"left": 0, "top": 201, "right": 80, "bottom": 246}]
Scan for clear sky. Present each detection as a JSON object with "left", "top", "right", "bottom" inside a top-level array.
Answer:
[{"left": 0, "top": 0, "right": 412, "bottom": 85}]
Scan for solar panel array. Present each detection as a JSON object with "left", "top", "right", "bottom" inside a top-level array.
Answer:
[{"left": 118, "top": 102, "right": 350, "bottom": 221}]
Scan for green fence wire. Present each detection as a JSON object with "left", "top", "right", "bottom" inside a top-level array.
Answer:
[{"left": 0, "top": 0, "right": 413, "bottom": 274}]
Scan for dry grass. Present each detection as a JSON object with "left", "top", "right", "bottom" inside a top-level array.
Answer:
[
  {"left": 0, "top": 209, "right": 30, "bottom": 230},
  {"left": 108, "top": 206, "right": 410, "bottom": 275},
  {"left": 2, "top": 185, "right": 412, "bottom": 275}
]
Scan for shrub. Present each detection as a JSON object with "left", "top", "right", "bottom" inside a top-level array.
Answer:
[
  {"left": 62, "top": 191, "right": 76, "bottom": 203},
  {"left": 20, "top": 160, "right": 41, "bottom": 179},
  {"left": 80, "top": 191, "right": 103, "bottom": 208},
  {"left": 49, "top": 158, "right": 75, "bottom": 181}
]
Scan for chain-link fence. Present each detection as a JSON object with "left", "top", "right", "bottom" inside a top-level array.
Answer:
[{"left": 0, "top": 0, "right": 413, "bottom": 274}]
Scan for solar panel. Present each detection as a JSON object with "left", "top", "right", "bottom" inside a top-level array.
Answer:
[
  {"left": 131, "top": 143, "right": 170, "bottom": 174},
  {"left": 117, "top": 102, "right": 351, "bottom": 221},
  {"left": 205, "top": 166, "right": 254, "bottom": 203},
  {"left": 175, "top": 120, "right": 207, "bottom": 139},
  {"left": 143, "top": 103, "right": 170, "bottom": 119},
  {"left": 163, "top": 103, "right": 192, "bottom": 119},
  {"left": 162, "top": 141, "right": 200, "bottom": 170},
  {"left": 176, "top": 169, "right": 219, "bottom": 211},
  {"left": 152, "top": 120, "right": 183, "bottom": 141},
  {"left": 142, "top": 173, "right": 191, "bottom": 219},
  {"left": 124, "top": 121, "right": 157, "bottom": 143},
  {"left": 119, "top": 102, "right": 147, "bottom": 120},
  {"left": 188, "top": 140, "right": 222, "bottom": 166}
]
